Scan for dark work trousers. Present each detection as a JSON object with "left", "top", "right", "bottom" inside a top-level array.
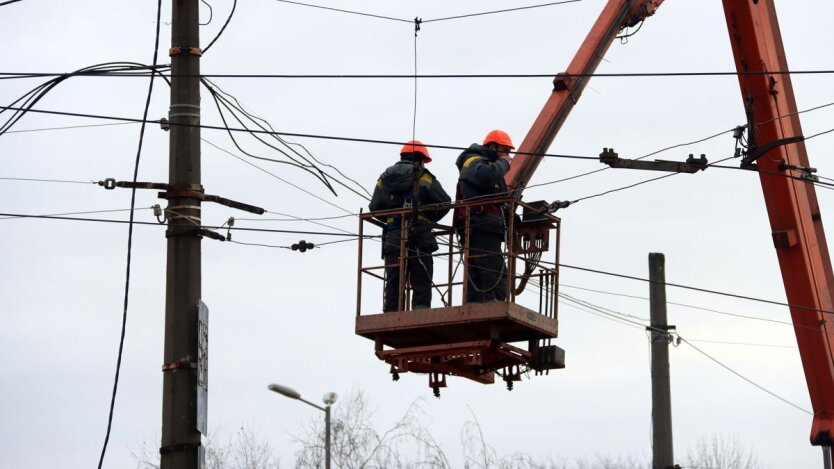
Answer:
[
  {"left": 466, "top": 230, "right": 508, "bottom": 303},
  {"left": 383, "top": 247, "right": 434, "bottom": 312}
]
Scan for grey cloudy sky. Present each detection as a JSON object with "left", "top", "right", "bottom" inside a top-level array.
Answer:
[{"left": 1, "top": 0, "right": 833, "bottom": 467}]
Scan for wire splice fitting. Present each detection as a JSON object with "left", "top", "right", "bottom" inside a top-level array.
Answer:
[{"left": 291, "top": 240, "right": 315, "bottom": 252}]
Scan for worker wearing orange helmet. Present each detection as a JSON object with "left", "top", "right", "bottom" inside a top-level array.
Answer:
[
  {"left": 369, "top": 140, "right": 451, "bottom": 312},
  {"left": 454, "top": 129, "right": 514, "bottom": 303}
]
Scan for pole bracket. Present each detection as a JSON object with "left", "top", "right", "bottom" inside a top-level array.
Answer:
[
  {"left": 169, "top": 46, "right": 203, "bottom": 57},
  {"left": 158, "top": 189, "right": 265, "bottom": 215},
  {"left": 159, "top": 441, "right": 202, "bottom": 455},
  {"left": 162, "top": 361, "right": 198, "bottom": 372}
]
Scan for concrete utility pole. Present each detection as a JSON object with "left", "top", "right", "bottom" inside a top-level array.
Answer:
[
  {"left": 648, "top": 253, "right": 675, "bottom": 469},
  {"left": 160, "top": 0, "right": 203, "bottom": 467}
]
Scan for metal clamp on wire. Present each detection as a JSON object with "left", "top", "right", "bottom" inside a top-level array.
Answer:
[
  {"left": 291, "top": 240, "right": 315, "bottom": 252},
  {"left": 99, "top": 178, "right": 117, "bottom": 190}
]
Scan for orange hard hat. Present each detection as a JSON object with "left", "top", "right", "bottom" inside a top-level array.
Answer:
[
  {"left": 482, "top": 129, "right": 515, "bottom": 149},
  {"left": 400, "top": 139, "right": 432, "bottom": 163}
]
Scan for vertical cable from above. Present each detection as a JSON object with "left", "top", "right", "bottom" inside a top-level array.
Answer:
[{"left": 96, "top": 1, "right": 163, "bottom": 467}]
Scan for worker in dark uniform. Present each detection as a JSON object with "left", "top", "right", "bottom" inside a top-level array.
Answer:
[
  {"left": 454, "top": 129, "right": 514, "bottom": 303},
  {"left": 369, "top": 140, "right": 451, "bottom": 312}
]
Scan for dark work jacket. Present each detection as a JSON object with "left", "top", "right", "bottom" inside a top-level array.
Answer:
[
  {"left": 369, "top": 160, "right": 451, "bottom": 256},
  {"left": 455, "top": 144, "right": 510, "bottom": 234}
]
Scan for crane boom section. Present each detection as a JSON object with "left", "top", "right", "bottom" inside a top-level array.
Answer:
[
  {"left": 504, "top": 0, "right": 664, "bottom": 195},
  {"left": 723, "top": 0, "right": 834, "bottom": 446}
]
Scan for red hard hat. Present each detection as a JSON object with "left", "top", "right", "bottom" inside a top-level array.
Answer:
[
  {"left": 400, "top": 139, "right": 432, "bottom": 163},
  {"left": 482, "top": 129, "right": 515, "bottom": 149}
]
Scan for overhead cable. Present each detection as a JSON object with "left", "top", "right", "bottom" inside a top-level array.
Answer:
[
  {"left": 551, "top": 261, "right": 834, "bottom": 316},
  {"left": 0, "top": 176, "right": 96, "bottom": 185},
  {"left": 0, "top": 104, "right": 596, "bottom": 160},
  {"left": 5, "top": 121, "right": 138, "bottom": 134},
  {"left": 273, "top": 0, "right": 410, "bottom": 23},
  {"left": 679, "top": 337, "right": 810, "bottom": 415},
  {"left": 97, "top": 2, "right": 163, "bottom": 468},
  {"left": 6, "top": 69, "right": 834, "bottom": 80},
  {"left": 202, "top": 0, "right": 237, "bottom": 54},
  {"left": 0, "top": 212, "right": 370, "bottom": 238},
  {"left": 422, "top": 0, "right": 582, "bottom": 23},
  {"left": 560, "top": 283, "right": 794, "bottom": 327}
]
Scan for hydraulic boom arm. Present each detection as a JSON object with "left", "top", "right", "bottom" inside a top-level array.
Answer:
[{"left": 506, "top": 0, "right": 834, "bottom": 452}]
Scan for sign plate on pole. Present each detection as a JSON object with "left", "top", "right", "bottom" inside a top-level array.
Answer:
[{"left": 197, "top": 300, "right": 208, "bottom": 435}]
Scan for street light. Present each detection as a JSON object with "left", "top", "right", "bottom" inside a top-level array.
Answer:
[{"left": 268, "top": 383, "right": 337, "bottom": 469}]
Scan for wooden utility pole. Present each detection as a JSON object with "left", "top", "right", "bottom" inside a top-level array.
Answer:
[
  {"left": 649, "top": 253, "right": 675, "bottom": 469},
  {"left": 160, "top": 0, "right": 204, "bottom": 467}
]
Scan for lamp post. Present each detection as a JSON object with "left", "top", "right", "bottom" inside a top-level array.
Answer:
[{"left": 268, "top": 383, "right": 337, "bottom": 469}]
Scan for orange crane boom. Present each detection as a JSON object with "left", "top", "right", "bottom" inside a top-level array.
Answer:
[{"left": 506, "top": 0, "right": 834, "bottom": 454}]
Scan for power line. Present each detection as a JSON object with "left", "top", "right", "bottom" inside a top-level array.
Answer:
[
  {"left": 679, "top": 337, "right": 810, "bottom": 415},
  {"left": 560, "top": 283, "right": 794, "bottom": 327},
  {"left": 527, "top": 100, "right": 834, "bottom": 190},
  {"left": 571, "top": 172, "right": 677, "bottom": 203},
  {"left": 559, "top": 287, "right": 810, "bottom": 415},
  {"left": 97, "top": 1, "right": 162, "bottom": 467},
  {"left": 0, "top": 176, "right": 96, "bottom": 185},
  {"left": 0, "top": 207, "right": 150, "bottom": 220},
  {"left": 0, "top": 211, "right": 373, "bottom": 238},
  {"left": 0, "top": 104, "right": 596, "bottom": 160},
  {"left": 237, "top": 212, "right": 357, "bottom": 222},
  {"left": 552, "top": 261, "right": 834, "bottom": 316},
  {"left": 0, "top": 0, "right": 23, "bottom": 6},
  {"left": 203, "top": 0, "right": 236, "bottom": 54},
  {"left": 273, "top": 0, "right": 582, "bottom": 24},
  {"left": 685, "top": 338, "right": 795, "bottom": 349},
  {"left": 202, "top": 137, "right": 356, "bottom": 214},
  {"left": 4, "top": 121, "right": 138, "bottom": 134},
  {"left": 6, "top": 69, "right": 834, "bottom": 79},
  {"left": 423, "top": 0, "right": 582, "bottom": 23},
  {"left": 0, "top": 104, "right": 594, "bottom": 160},
  {"left": 273, "top": 0, "right": 410, "bottom": 23}
]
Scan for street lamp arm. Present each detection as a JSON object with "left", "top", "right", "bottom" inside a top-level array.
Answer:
[{"left": 297, "top": 396, "right": 326, "bottom": 412}]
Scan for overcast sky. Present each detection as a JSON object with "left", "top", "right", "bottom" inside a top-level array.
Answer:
[{"left": 2, "top": 0, "right": 833, "bottom": 467}]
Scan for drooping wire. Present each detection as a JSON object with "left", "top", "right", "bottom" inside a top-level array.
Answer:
[
  {"left": 0, "top": 63, "right": 170, "bottom": 137},
  {"left": 202, "top": 137, "right": 354, "bottom": 215},
  {"left": 199, "top": 0, "right": 213, "bottom": 25},
  {"left": 203, "top": 0, "right": 237, "bottom": 54},
  {"left": 97, "top": 2, "right": 163, "bottom": 468},
  {"left": 201, "top": 78, "right": 370, "bottom": 199}
]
